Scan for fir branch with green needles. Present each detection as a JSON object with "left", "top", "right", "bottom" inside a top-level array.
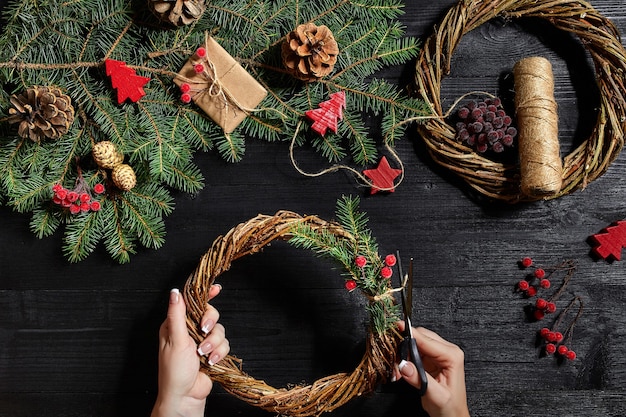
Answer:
[
  {"left": 0, "top": 0, "right": 425, "bottom": 263},
  {"left": 288, "top": 195, "right": 401, "bottom": 334}
]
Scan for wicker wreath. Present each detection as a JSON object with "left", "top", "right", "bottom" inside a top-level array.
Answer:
[
  {"left": 183, "top": 210, "right": 401, "bottom": 417},
  {"left": 413, "top": 0, "right": 626, "bottom": 203}
]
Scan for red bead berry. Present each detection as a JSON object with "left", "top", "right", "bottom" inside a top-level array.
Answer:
[
  {"left": 181, "top": 93, "right": 192, "bottom": 103},
  {"left": 61, "top": 198, "right": 72, "bottom": 208},
  {"left": 554, "top": 332, "right": 564, "bottom": 342},
  {"left": 525, "top": 286, "right": 537, "bottom": 297},
  {"left": 90, "top": 201, "right": 101, "bottom": 212},
  {"left": 53, "top": 196, "right": 63, "bottom": 205},
  {"left": 535, "top": 298, "right": 548, "bottom": 310},
  {"left": 533, "top": 309, "right": 545, "bottom": 321},
  {"left": 557, "top": 345, "right": 569, "bottom": 355},
  {"left": 180, "top": 83, "right": 191, "bottom": 93},
  {"left": 93, "top": 183, "right": 105, "bottom": 194},
  {"left": 546, "top": 332, "right": 557, "bottom": 342},
  {"left": 67, "top": 191, "right": 79, "bottom": 203},
  {"left": 565, "top": 350, "right": 576, "bottom": 360},
  {"left": 80, "top": 193, "right": 90, "bottom": 203},
  {"left": 193, "top": 63, "right": 205, "bottom": 73},
  {"left": 52, "top": 184, "right": 62, "bottom": 193},
  {"left": 384, "top": 254, "right": 397, "bottom": 267},
  {"left": 196, "top": 47, "right": 206, "bottom": 57},
  {"left": 56, "top": 189, "right": 68, "bottom": 200},
  {"left": 345, "top": 280, "right": 357, "bottom": 291},
  {"left": 534, "top": 268, "right": 546, "bottom": 279},
  {"left": 539, "top": 279, "right": 551, "bottom": 289},
  {"left": 355, "top": 256, "right": 367, "bottom": 268},
  {"left": 545, "top": 343, "right": 556, "bottom": 354},
  {"left": 69, "top": 204, "right": 81, "bottom": 214},
  {"left": 517, "top": 280, "right": 530, "bottom": 291},
  {"left": 380, "top": 266, "right": 393, "bottom": 279},
  {"left": 546, "top": 302, "right": 557, "bottom": 313},
  {"left": 540, "top": 327, "right": 550, "bottom": 338},
  {"left": 521, "top": 257, "right": 533, "bottom": 268},
  {"left": 80, "top": 202, "right": 90, "bottom": 212}
]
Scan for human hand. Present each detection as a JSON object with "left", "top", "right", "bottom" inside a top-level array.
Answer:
[
  {"left": 394, "top": 322, "right": 470, "bottom": 417},
  {"left": 151, "top": 285, "right": 230, "bottom": 417}
]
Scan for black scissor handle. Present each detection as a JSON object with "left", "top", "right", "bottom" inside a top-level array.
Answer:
[{"left": 400, "top": 337, "right": 428, "bottom": 396}]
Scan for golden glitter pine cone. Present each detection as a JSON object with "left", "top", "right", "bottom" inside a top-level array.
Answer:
[
  {"left": 92, "top": 141, "right": 124, "bottom": 170},
  {"left": 149, "top": 0, "right": 206, "bottom": 26},
  {"left": 7, "top": 86, "right": 75, "bottom": 142},
  {"left": 282, "top": 23, "right": 339, "bottom": 81},
  {"left": 111, "top": 164, "right": 137, "bottom": 191}
]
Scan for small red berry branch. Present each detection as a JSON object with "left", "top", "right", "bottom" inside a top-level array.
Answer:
[
  {"left": 589, "top": 220, "right": 626, "bottom": 261},
  {"left": 51, "top": 164, "right": 105, "bottom": 215},
  {"left": 345, "top": 253, "right": 396, "bottom": 292},
  {"left": 515, "top": 257, "right": 583, "bottom": 362}
]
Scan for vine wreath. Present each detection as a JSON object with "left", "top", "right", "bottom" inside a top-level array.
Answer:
[
  {"left": 183, "top": 198, "right": 403, "bottom": 416},
  {"left": 412, "top": 0, "right": 626, "bottom": 203}
]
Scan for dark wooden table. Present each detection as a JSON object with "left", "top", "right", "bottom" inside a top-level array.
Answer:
[{"left": 1, "top": 1, "right": 625, "bottom": 416}]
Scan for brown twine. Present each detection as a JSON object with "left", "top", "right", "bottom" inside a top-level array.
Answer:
[
  {"left": 514, "top": 57, "right": 563, "bottom": 197},
  {"left": 183, "top": 211, "right": 401, "bottom": 417},
  {"left": 412, "top": 0, "right": 626, "bottom": 202}
]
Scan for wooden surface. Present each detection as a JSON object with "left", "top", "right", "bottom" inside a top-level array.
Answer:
[{"left": 1, "top": 1, "right": 626, "bottom": 416}]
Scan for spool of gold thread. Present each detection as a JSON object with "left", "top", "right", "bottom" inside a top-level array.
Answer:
[{"left": 513, "top": 56, "right": 563, "bottom": 198}]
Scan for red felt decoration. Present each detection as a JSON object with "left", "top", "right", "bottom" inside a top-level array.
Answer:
[
  {"left": 105, "top": 59, "right": 150, "bottom": 104},
  {"left": 589, "top": 220, "right": 626, "bottom": 261},
  {"left": 362, "top": 156, "right": 402, "bottom": 194},
  {"left": 305, "top": 91, "right": 346, "bottom": 135}
]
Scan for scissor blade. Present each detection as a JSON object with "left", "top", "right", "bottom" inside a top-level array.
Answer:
[{"left": 406, "top": 257, "right": 413, "bottom": 319}]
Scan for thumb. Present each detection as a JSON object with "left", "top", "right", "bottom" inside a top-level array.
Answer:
[{"left": 167, "top": 288, "right": 190, "bottom": 343}]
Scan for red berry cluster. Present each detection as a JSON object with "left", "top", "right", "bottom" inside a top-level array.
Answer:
[
  {"left": 179, "top": 47, "right": 208, "bottom": 104},
  {"left": 539, "top": 327, "right": 577, "bottom": 360},
  {"left": 52, "top": 182, "right": 104, "bottom": 214},
  {"left": 514, "top": 258, "right": 583, "bottom": 363},
  {"left": 454, "top": 97, "right": 517, "bottom": 153},
  {"left": 345, "top": 253, "right": 398, "bottom": 291}
]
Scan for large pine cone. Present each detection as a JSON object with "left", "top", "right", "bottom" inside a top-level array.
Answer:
[
  {"left": 111, "top": 164, "right": 137, "bottom": 191},
  {"left": 8, "top": 86, "right": 75, "bottom": 142},
  {"left": 282, "top": 23, "right": 339, "bottom": 82},
  {"left": 149, "top": 0, "right": 206, "bottom": 26}
]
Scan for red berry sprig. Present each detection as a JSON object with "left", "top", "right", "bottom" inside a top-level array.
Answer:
[
  {"left": 178, "top": 47, "right": 213, "bottom": 104},
  {"left": 51, "top": 165, "right": 105, "bottom": 215},
  {"left": 538, "top": 295, "right": 583, "bottom": 362}
]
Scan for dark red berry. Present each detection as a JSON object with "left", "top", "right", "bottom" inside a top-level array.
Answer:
[
  {"left": 535, "top": 298, "right": 548, "bottom": 310},
  {"left": 534, "top": 268, "right": 545, "bottom": 279},
  {"left": 554, "top": 332, "right": 564, "bottom": 342},
  {"left": 525, "top": 287, "right": 537, "bottom": 297},
  {"left": 518, "top": 280, "right": 530, "bottom": 291},
  {"left": 557, "top": 345, "right": 569, "bottom": 355},
  {"left": 545, "top": 343, "right": 556, "bottom": 354},
  {"left": 546, "top": 332, "right": 557, "bottom": 342},
  {"left": 355, "top": 256, "right": 367, "bottom": 268},
  {"left": 380, "top": 266, "right": 393, "bottom": 279},
  {"left": 565, "top": 350, "right": 576, "bottom": 360},
  {"left": 384, "top": 254, "right": 397, "bottom": 267},
  {"left": 533, "top": 309, "right": 545, "bottom": 320},
  {"left": 540, "top": 328, "right": 550, "bottom": 338},
  {"left": 521, "top": 257, "right": 533, "bottom": 268},
  {"left": 345, "top": 280, "right": 357, "bottom": 291},
  {"left": 458, "top": 107, "right": 470, "bottom": 119},
  {"left": 540, "top": 279, "right": 551, "bottom": 289},
  {"left": 546, "top": 302, "right": 556, "bottom": 313},
  {"left": 492, "top": 142, "right": 504, "bottom": 153}
]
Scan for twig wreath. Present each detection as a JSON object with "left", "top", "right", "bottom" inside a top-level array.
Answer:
[
  {"left": 412, "top": 0, "right": 626, "bottom": 203},
  {"left": 183, "top": 197, "right": 403, "bottom": 416}
]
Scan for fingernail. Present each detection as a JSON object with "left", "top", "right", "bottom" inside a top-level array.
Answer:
[
  {"left": 391, "top": 372, "right": 397, "bottom": 382},
  {"left": 201, "top": 319, "right": 214, "bottom": 334},
  {"left": 208, "top": 354, "right": 220, "bottom": 366},
  {"left": 197, "top": 341, "right": 212, "bottom": 356},
  {"left": 170, "top": 288, "right": 180, "bottom": 304},
  {"left": 398, "top": 360, "right": 414, "bottom": 377}
]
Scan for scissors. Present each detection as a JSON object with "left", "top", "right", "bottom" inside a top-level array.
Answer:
[{"left": 396, "top": 251, "right": 428, "bottom": 396}]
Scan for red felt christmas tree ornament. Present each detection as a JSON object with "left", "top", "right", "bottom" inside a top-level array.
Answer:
[
  {"left": 105, "top": 59, "right": 150, "bottom": 104},
  {"left": 305, "top": 91, "right": 346, "bottom": 136},
  {"left": 589, "top": 220, "right": 626, "bottom": 261}
]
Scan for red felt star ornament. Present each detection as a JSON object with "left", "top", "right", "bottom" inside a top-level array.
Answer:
[
  {"left": 105, "top": 59, "right": 150, "bottom": 104},
  {"left": 362, "top": 156, "right": 402, "bottom": 194}
]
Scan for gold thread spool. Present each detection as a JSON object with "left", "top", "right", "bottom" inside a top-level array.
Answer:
[{"left": 513, "top": 56, "right": 563, "bottom": 197}]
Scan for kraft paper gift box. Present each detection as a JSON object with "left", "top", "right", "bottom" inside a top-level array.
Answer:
[{"left": 175, "top": 36, "right": 267, "bottom": 134}]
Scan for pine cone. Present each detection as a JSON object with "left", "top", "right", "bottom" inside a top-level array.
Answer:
[
  {"left": 149, "top": 0, "right": 206, "bottom": 26},
  {"left": 282, "top": 23, "right": 339, "bottom": 81},
  {"left": 92, "top": 141, "right": 124, "bottom": 169},
  {"left": 111, "top": 164, "right": 137, "bottom": 191},
  {"left": 7, "top": 86, "right": 75, "bottom": 142}
]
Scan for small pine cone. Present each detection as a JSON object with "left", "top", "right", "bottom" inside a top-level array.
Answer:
[
  {"left": 92, "top": 141, "right": 124, "bottom": 169},
  {"left": 7, "top": 86, "right": 75, "bottom": 142},
  {"left": 111, "top": 164, "right": 137, "bottom": 191},
  {"left": 282, "top": 23, "right": 339, "bottom": 82},
  {"left": 149, "top": 0, "right": 206, "bottom": 26}
]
